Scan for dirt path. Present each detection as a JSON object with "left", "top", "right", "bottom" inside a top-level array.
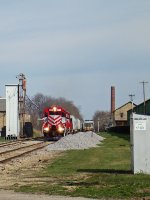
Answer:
[
  {"left": 0, "top": 190, "right": 97, "bottom": 200},
  {"left": 0, "top": 146, "right": 58, "bottom": 189}
]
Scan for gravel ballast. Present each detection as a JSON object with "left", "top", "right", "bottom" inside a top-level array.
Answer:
[{"left": 46, "top": 131, "right": 104, "bottom": 151}]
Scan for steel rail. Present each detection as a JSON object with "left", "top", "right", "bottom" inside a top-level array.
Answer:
[
  {"left": 0, "top": 141, "right": 23, "bottom": 148},
  {"left": 0, "top": 137, "right": 37, "bottom": 148},
  {"left": 0, "top": 142, "right": 45, "bottom": 155}
]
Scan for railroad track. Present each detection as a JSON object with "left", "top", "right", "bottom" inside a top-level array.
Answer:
[
  {"left": 0, "top": 141, "right": 23, "bottom": 148},
  {"left": 0, "top": 141, "right": 51, "bottom": 164},
  {"left": 0, "top": 137, "right": 37, "bottom": 148}
]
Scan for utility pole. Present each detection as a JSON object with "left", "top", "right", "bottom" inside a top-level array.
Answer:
[
  {"left": 129, "top": 94, "right": 135, "bottom": 113},
  {"left": 97, "top": 118, "right": 100, "bottom": 133},
  {"left": 140, "top": 81, "right": 148, "bottom": 115}
]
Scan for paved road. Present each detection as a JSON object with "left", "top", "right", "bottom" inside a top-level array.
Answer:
[{"left": 0, "top": 190, "right": 97, "bottom": 200}]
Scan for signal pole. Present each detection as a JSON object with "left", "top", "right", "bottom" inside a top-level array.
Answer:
[
  {"left": 16, "top": 73, "right": 26, "bottom": 137},
  {"left": 129, "top": 94, "right": 135, "bottom": 113},
  {"left": 140, "top": 81, "right": 148, "bottom": 115}
]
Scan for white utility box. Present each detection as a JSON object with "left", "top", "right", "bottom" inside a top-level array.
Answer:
[{"left": 130, "top": 113, "right": 150, "bottom": 174}]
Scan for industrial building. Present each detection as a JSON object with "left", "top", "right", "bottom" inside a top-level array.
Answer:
[
  {"left": 0, "top": 96, "right": 31, "bottom": 138},
  {"left": 110, "top": 86, "right": 136, "bottom": 127},
  {"left": 127, "top": 99, "right": 150, "bottom": 124},
  {"left": 113, "top": 101, "right": 136, "bottom": 126}
]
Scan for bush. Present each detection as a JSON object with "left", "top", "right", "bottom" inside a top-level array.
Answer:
[
  {"left": 23, "top": 122, "right": 33, "bottom": 137},
  {"left": 107, "top": 126, "right": 130, "bottom": 134}
]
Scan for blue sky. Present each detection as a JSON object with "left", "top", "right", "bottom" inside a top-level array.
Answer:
[{"left": 0, "top": 0, "right": 150, "bottom": 119}]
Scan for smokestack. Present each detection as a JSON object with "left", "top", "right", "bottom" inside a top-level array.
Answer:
[{"left": 111, "top": 86, "right": 115, "bottom": 113}]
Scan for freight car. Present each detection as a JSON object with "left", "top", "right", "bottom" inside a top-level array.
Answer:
[
  {"left": 42, "top": 105, "right": 81, "bottom": 139},
  {"left": 83, "top": 120, "right": 94, "bottom": 132},
  {"left": 70, "top": 115, "right": 82, "bottom": 133}
]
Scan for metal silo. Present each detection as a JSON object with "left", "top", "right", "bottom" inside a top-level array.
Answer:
[{"left": 6, "top": 85, "right": 20, "bottom": 138}]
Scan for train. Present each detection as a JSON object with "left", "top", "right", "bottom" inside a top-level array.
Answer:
[
  {"left": 83, "top": 120, "right": 94, "bottom": 132},
  {"left": 42, "top": 105, "right": 82, "bottom": 139}
]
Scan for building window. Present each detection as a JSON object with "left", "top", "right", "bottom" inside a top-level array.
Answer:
[{"left": 120, "top": 112, "right": 124, "bottom": 118}]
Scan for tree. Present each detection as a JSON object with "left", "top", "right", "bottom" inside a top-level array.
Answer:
[
  {"left": 25, "top": 93, "right": 83, "bottom": 130},
  {"left": 93, "top": 111, "right": 111, "bottom": 132}
]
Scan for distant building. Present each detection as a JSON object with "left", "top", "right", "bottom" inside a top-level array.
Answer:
[
  {"left": 0, "top": 98, "right": 6, "bottom": 129},
  {"left": 0, "top": 98, "right": 31, "bottom": 136},
  {"left": 113, "top": 101, "right": 136, "bottom": 126}
]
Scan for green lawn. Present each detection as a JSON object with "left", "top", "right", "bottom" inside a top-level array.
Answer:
[
  {"left": 0, "top": 137, "right": 6, "bottom": 142},
  {"left": 17, "top": 132, "right": 150, "bottom": 199}
]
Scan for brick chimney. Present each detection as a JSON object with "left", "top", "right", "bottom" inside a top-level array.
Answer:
[{"left": 111, "top": 86, "right": 115, "bottom": 113}]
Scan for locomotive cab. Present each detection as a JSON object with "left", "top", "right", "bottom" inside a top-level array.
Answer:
[{"left": 42, "top": 105, "right": 72, "bottom": 139}]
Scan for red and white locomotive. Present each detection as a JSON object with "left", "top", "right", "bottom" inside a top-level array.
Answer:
[{"left": 42, "top": 105, "right": 73, "bottom": 139}]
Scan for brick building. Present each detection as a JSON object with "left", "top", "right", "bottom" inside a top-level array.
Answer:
[{"left": 113, "top": 101, "right": 136, "bottom": 126}]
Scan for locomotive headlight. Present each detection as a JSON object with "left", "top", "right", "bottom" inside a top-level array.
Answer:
[
  {"left": 58, "top": 126, "right": 64, "bottom": 133},
  {"left": 53, "top": 106, "right": 57, "bottom": 112},
  {"left": 43, "top": 126, "right": 50, "bottom": 132}
]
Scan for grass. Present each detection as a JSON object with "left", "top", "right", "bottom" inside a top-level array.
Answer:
[
  {"left": 33, "top": 129, "right": 42, "bottom": 138},
  {"left": 0, "top": 137, "right": 7, "bottom": 142},
  {"left": 16, "top": 132, "right": 150, "bottom": 199}
]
